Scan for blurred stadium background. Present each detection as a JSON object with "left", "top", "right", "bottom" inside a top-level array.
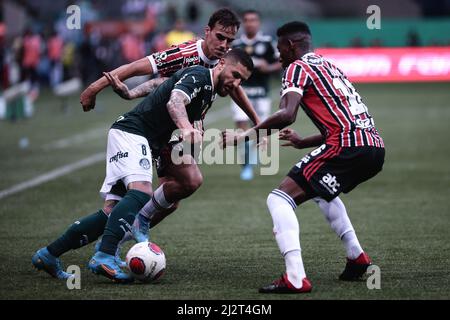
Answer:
[{"left": 0, "top": 0, "right": 449, "bottom": 299}]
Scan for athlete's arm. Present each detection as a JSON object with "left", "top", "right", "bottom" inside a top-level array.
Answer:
[
  {"left": 104, "top": 72, "right": 168, "bottom": 100},
  {"left": 229, "top": 86, "right": 261, "bottom": 125},
  {"left": 167, "top": 90, "right": 202, "bottom": 144},
  {"left": 253, "top": 91, "right": 302, "bottom": 130},
  {"left": 223, "top": 91, "right": 302, "bottom": 146},
  {"left": 279, "top": 128, "right": 325, "bottom": 149},
  {"left": 80, "top": 57, "right": 153, "bottom": 111}
]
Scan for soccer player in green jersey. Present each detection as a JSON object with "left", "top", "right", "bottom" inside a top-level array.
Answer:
[{"left": 32, "top": 49, "right": 253, "bottom": 283}]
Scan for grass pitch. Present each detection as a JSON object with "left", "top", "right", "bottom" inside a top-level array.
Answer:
[{"left": 0, "top": 82, "right": 449, "bottom": 299}]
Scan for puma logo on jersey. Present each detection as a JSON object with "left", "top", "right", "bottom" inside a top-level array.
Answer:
[{"left": 320, "top": 173, "right": 340, "bottom": 194}]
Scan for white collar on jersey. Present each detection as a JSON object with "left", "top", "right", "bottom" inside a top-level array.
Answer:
[
  {"left": 302, "top": 52, "right": 316, "bottom": 58},
  {"left": 197, "top": 39, "right": 219, "bottom": 65},
  {"left": 209, "top": 69, "right": 215, "bottom": 92},
  {"left": 240, "top": 32, "right": 264, "bottom": 45}
]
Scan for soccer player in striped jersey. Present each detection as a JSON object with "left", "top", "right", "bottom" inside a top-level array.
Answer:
[{"left": 223, "top": 21, "right": 385, "bottom": 293}]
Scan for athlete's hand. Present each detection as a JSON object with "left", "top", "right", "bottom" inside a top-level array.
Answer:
[
  {"left": 257, "top": 136, "right": 269, "bottom": 152},
  {"left": 279, "top": 128, "right": 303, "bottom": 148},
  {"left": 104, "top": 72, "right": 132, "bottom": 100},
  {"left": 80, "top": 87, "right": 97, "bottom": 112},
  {"left": 180, "top": 127, "right": 203, "bottom": 144},
  {"left": 221, "top": 130, "right": 244, "bottom": 148}
]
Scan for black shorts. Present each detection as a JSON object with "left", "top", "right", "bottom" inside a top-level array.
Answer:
[
  {"left": 155, "top": 140, "right": 202, "bottom": 178},
  {"left": 287, "top": 144, "right": 385, "bottom": 201}
]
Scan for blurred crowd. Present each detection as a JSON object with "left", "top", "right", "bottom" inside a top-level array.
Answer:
[
  {"left": 1, "top": 0, "right": 449, "bottom": 105},
  {"left": 1, "top": 1, "right": 202, "bottom": 96}
]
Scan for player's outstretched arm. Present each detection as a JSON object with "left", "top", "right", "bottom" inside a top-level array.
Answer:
[
  {"left": 80, "top": 57, "right": 153, "bottom": 112},
  {"left": 104, "top": 72, "right": 168, "bottom": 100},
  {"left": 222, "top": 91, "right": 302, "bottom": 147},
  {"left": 166, "top": 91, "right": 202, "bottom": 144},
  {"left": 229, "top": 86, "right": 261, "bottom": 125}
]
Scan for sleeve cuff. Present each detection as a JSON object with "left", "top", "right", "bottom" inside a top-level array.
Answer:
[
  {"left": 281, "top": 87, "right": 303, "bottom": 97},
  {"left": 172, "top": 89, "right": 191, "bottom": 104},
  {"left": 147, "top": 55, "right": 158, "bottom": 75}
]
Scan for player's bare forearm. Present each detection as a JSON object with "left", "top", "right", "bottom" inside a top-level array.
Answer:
[
  {"left": 289, "top": 133, "right": 324, "bottom": 149},
  {"left": 81, "top": 57, "right": 153, "bottom": 111},
  {"left": 252, "top": 92, "right": 302, "bottom": 131},
  {"left": 298, "top": 134, "right": 325, "bottom": 148},
  {"left": 90, "top": 58, "right": 152, "bottom": 94},
  {"left": 167, "top": 91, "right": 192, "bottom": 129},
  {"left": 222, "top": 92, "right": 303, "bottom": 147},
  {"left": 128, "top": 77, "right": 168, "bottom": 99},
  {"left": 230, "top": 86, "right": 261, "bottom": 125}
]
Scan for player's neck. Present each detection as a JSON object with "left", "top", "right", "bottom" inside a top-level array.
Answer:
[{"left": 201, "top": 41, "right": 213, "bottom": 59}]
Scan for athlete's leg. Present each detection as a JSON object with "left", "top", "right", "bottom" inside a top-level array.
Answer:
[
  {"left": 32, "top": 199, "right": 118, "bottom": 280},
  {"left": 148, "top": 176, "right": 180, "bottom": 228},
  {"left": 89, "top": 181, "right": 151, "bottom": 282},
  {"left": 132, "top": 155, "right": 202, "bottom": 242},
  {"left": 89, "top": 128, "right": 153, "bottom": 282},
  {"left": 259, "top": 176, "right": 313, "bottom": 293},
  {"left": 313, "top": 197, "right": 363, "bottom": 259}
]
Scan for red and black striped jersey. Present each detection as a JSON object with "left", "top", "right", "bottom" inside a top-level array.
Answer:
[
  {"left": 281, "top": 52, "right": 384, "bottom": 148},
  {"left": 147, "top": 39, "right": 219, "bottom": 77}
]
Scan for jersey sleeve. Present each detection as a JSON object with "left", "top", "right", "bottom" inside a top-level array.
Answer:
[
  {"left": 281, "top": 62, "right": 311, "bottom": 97},
  {"left": 147, "top": 45, "right": 185, "bottom": 77},
  {"left": 172, "top": 69, "right": 206, "bottom": 104}
]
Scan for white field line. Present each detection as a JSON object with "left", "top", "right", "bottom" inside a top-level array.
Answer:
[
  {"left": 0, "top": 153, "right": 105, "bottom": 200},
  {"left": 42, "top": 126, "right": 109, "bottom": 150},
  {"left": 0, "top": 108, "right": 231, "bottom": 200}
]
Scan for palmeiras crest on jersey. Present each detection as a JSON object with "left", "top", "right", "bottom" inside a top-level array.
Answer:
[{"left": 139, "top": 158, "right": 151, "bottom": 170}]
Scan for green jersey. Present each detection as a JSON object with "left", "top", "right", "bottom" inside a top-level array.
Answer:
[{"left": 112, "top": 66, "right": 216, "bottom": 155}]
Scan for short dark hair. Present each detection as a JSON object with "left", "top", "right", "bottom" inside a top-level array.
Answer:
[
  {"left": 242, "top": 10, "right": 260, "bottom": 18},
  {"left": 277, "top": 21, "right": 312, "bottom": 51},
  {"left": 208, "top": 8, "right": 240, "bottom": 30},
  {"left": 277, "top": 21, "right": 311, "bottom": 38},
  {"left": 224, "top": 48, "right": 254, "bottom": 71}
]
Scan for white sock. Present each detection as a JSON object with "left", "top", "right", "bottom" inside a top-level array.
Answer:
[
  {"left": 314, "top": 197, "right": 363, "bottom": 260},
  {"left": 139, "top": 185, "right": 173, "bottom": 219},
  {"left": 285, "top": 250, "right": 306, "bottom": 288},
  {"left": 267, "top": 190, "right": 306, "bottom": 288}
]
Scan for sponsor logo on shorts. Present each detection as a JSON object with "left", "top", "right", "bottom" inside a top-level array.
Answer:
[
  {"left": 109, "top": 151, "right": 128, "bottom": 163},
  {"left": 320, "top": 173, "right": 340, "bottom": 194},
  {"left": 295, "top": 155, "right": 311, "bottom": 168},
  {"left": 139, "top": 158, "right": 151, "bottom": 170}
]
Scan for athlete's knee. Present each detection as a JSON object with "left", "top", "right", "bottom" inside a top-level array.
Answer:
[
  {"left": 127, "top": 181, "right": 153, "bottom": 197},
  {"left": 102, "top": 200, "right": 118, "bottom": 215},
  {"left": 181, "top": 172, "right": 203, "bottom": 194},
  {"left": 266, "top": 190, "right": 297, "bottom": 211},
  {"left": 168, "top": 201, "right": 180, "bottom": 212}
]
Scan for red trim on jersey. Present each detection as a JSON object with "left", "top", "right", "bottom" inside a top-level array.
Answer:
[{"left": 304, "top": 146, "right": 341, "bottom": 180}]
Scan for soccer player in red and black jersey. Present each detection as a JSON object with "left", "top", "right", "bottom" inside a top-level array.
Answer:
[{"left": 224, "top": 21, "right": 385, "bottom": 293}]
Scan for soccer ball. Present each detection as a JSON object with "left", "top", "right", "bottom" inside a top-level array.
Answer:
[{"left": 125, "top": 241, "right": 166, "bottom": 282}]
